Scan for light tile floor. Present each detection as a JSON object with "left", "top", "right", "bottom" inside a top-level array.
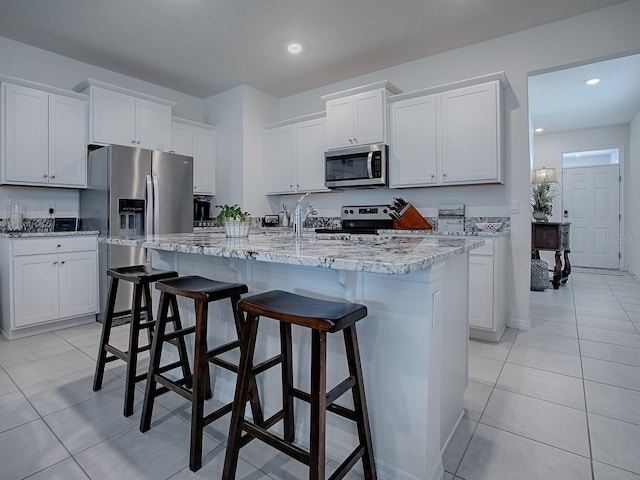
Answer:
[{"left": 1, "top": 271, "right": 640, "bottom": 479}]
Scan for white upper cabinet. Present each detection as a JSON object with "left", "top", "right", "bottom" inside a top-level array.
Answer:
[
  {"left": 48, "top": 93, "right": 88, "bottom": 186},
  {"left": 265, "top": 114, "right": 328, "bottom": 195},
  {"left": 440, "top": 81, "right": 501, "bottom": 184},
  {"left": 170, "top": 118, "right": 216, "bottom": 195},
  {"left": 75, "top": 79, "right": 174, "bottom": 151},
  {"left": 389, "top": 94, "right": 439, "bottom": 187},
  {"left": 323, "top": 81, "right": 400, "bottom": 150},
  {"left": 1, "top": 82, "right": 87, "bottom": 187},
  {"left": 388, "top": 75, "right": 505, "bottom": 188}
]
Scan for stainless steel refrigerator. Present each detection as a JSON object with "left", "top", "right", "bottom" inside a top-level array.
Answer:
[{"left": 80, "top": 144, "right": 193, "bottom": 321}]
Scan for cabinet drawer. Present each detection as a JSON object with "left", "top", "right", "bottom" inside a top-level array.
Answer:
[
  {"left": 470, "top": 239, "right": 494, "bottom": 256},
  {"left": 13, "top": 236, "right": 97, "bottom": 256}
]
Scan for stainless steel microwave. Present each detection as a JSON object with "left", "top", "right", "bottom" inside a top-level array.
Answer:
[{"left": 325, "top": 143, "right": 388, "bottom": 189}]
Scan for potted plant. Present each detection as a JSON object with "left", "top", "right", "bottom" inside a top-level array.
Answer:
[
  {"left": 215, "top": 204, "right": 251, "bottom": 237},
  {"left": 531, "top": 179, "right": 558, "bottom": 221}
]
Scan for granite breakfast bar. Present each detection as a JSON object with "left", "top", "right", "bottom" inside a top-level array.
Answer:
[{"left": 103, "top": 231, "right": 482, "bottom": 480}]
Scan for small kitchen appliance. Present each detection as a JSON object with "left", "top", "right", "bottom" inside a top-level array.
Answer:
[
  {"left": 325, "top": 144, "right": 388, "bottom": 189},
  {"left": 315, "top": 205, "right": 393, "bottom": 234},
  {"left": 437, "top": 204, "right": 465, "bottom": 232},
  {"left": 193, "top": 198, "right": 211, "bottom": 221}
]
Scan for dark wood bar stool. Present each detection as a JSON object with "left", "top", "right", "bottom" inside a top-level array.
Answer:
[
  {"left": 140, "top": 275, "right": 266, "bottom": 472},
  {"left": 223, "top": 289, "right": 377, "bottom": 480},
  {"left": 93, "top": 265, "right": 191, "bottom": 418}
]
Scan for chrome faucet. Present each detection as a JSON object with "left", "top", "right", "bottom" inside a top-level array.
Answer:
[{"left": 293, "top": 192, "right": 317, "bottom": 239}]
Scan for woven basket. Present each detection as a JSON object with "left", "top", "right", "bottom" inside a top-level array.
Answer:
[{"left": 530, "top": 259, "right": 549, "bottom": 291}]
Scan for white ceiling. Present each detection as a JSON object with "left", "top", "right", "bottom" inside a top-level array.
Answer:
[
  {"left": 529, "top": 53, "right": 640, "bottom": 135},
  {"left": 0, "top": 0, "right": 637, "bottom": 135}
]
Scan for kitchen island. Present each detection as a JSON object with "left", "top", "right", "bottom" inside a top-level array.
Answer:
[{"left": 103, "top": 231, "right": 482, "bottom": 480}]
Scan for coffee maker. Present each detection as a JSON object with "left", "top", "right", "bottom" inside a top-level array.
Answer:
[{"left": 193, "top": 198, "right": 211, "bottom": 221}]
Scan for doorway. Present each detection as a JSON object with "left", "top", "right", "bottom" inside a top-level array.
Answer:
[{"left": 562, "top": 149, "right": 621, "bottom": 269}]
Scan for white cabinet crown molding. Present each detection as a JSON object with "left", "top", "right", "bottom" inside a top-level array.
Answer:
[
  {"left": 73, "top": 78, "right": 176, "bottom": 107},
  {"left": 0, "top": 75, "right": 87, "bottom": 100},
  {"left": 320, "top": 80, "right": 402, "bottom": 101},
  {"left": 388, "top": 71, "right": 509, "bottom": 104},
  {"left": 172, "top": 116, "right": 216, "bottom": 129},
  {"left": 264, "top": 111, "right": 325, "bottom": 129}
]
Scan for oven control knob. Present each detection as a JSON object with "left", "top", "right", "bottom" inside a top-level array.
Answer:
[
  {"left": 344, "top": 209, "right": 349, "bottom": 214},
  {"left": 349, "top": 209, "right": 354, "bottom": 214}
]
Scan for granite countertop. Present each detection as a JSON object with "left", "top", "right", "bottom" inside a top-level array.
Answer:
[
  {"left": 378, "top": 229, "right": 510, "bottom": 237},
  {"left": 0, "top": 230, "right": 100, "bottom": 238},
  {"left": 102, "top": 231, "right": 484, "bottom": 275}
]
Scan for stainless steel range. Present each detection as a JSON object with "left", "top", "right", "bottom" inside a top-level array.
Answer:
[{"left": 315, "top": 205, "right": 393, "bottom": 234}]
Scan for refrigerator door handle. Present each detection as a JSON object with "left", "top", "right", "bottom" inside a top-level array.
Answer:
[
  {"left": 145, "top": 175, "right": 153, "bottom": 236},
  {"left": 145, "top": 174, "right": 153, "bottom": 264},
  {"left": 152, "top": 175, "right": 160, "bottom": 233}
]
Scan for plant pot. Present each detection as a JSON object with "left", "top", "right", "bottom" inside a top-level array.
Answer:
[
  {"left": 532, "top": 211, "right": 549, "bottom": 221},
  {"left": 223, "top": 220, "right": 250, "bottom": 237}
]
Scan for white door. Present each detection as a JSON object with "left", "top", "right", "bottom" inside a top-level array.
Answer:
[{"left": 563, "top": 165, "right": 620, "bottom": 269}]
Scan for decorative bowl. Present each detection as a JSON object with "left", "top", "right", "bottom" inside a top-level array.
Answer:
[{"left": 475, "top": 222, "right": 503, "bottom": 232}]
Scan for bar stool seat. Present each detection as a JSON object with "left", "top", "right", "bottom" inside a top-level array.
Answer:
[
  {"left": 223, "top": 289, "right": 377, "bottom": 480},
  {"left": 93, "top": 265, "right": 191, "bottom": 418},
  {"left": 140, "top": 275, "right": 266, "bottom": 472}
]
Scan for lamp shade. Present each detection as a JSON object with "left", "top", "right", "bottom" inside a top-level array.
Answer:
[{"left": 532, "top": 167, "right": 557, "bottom": 184}]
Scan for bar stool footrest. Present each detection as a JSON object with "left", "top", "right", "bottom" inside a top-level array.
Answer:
[
  {"left": 241, "top": 420, "right": 309, "bottom": 465},
  {"left": 329, "top": 445, "right": 365, "bottom": 480}
]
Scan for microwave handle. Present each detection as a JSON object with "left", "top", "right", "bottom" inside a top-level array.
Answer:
[{"left": 367, "top": 151, "right": 374, "bottom": 178}]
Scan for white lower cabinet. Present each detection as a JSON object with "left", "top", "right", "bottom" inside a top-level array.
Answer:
[
  {"left": 468, "top": 238, "right": 506, "bottom": 342},
  {"left": 0, "top": 236, "right": 99, "bottom": 339}
]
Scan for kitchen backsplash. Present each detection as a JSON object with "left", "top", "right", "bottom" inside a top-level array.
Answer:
[{"left": 5, "top": 215, "right": 509, "bottom": 234}]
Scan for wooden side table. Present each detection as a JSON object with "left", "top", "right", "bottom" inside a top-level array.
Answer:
[{"left": 531, "top": 222, "right": 571, "bottom": 289}]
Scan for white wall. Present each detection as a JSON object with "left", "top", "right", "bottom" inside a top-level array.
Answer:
[
  {"left": 0, "top": 35, "right": 206, "bottom": 219},
  {"left": 275, "top": 0, "right": 640, "bottom": 329},
  {"left": 533, "top": 125, "right": 630, "bottom": 224},
  {"left": 533, "top": 125, "right": 630, "bottom": 268},
  {"left": 1, "top": 1, "right": 639, "bottom": 328},
  {"left": 203, "top": 85, "right": 279, "bottom": 217},
  {"left": 627, "top": 110, "right": 640, "bottom": 275}
]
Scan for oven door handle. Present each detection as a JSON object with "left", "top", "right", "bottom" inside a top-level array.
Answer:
[{"left": 367, "top": 151, "right": 374, "bottom": 178}]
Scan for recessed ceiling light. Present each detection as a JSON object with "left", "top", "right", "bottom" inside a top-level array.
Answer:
[
  {"left": 534, "top": 127, "right": 544, "bottom": 133},
  {"left": 287, "top": 43, "right": 302, "bottom": 54},
  {"left": 585, "top": 77, "right": 600, "bottom": 85}
]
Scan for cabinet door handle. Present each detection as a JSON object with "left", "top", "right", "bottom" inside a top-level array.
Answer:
[
  {"left": 131, "top": 140, "right": 136, "bottom": 144},
  {"left": 53, "top": 261, "right": 58, "bottom": 265},
  {"left": 60, "top": 261, "right": 65, "bottom": 264},
  {"left": 353, "top": 137, "right": 357, "bottom": 143},
  {"left": 136, "top": 141, "right": 141, "bottom": 145},
  {"left": 430, "top": 174, "right": 435, "bottom": 179},
  {"left": 50, "top": 175, "right": 55, "bottom": 179},
  {"left": 43, "top": 174, "right": 48, "bottom": 178},
  {"left": 57, "top": 244, "right": 62, "bottom": 248},
  {"left": 443, "top": 173, "right": 448, "bottom": 178}
]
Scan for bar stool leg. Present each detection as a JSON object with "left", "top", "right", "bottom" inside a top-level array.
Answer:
[
  {"left": 309, "top": 330, "right": 327, "bottom": 480},
  {"left": 190, "top": 299, "right": 209, "bottom": 472},
  {"left": 140, "top": 290, "right": 171, "bottom": 432},
  {"left": 93, "top": 276, "right": 119, "bottom": 391},
  {"left": 232, "top": 295, "right": 264, "bottom": 426},
  {"left": 223, "top": 313, "right": 261, "bottom": 479},
  {"left": 124, "top": 283, "right": 144, "bottom": 417},
  {"left": 280, "top": 321, "right": 294, "bottom": 442},
  {"left": 344, "top": 325, "right": 377, "bottom": 480}
]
